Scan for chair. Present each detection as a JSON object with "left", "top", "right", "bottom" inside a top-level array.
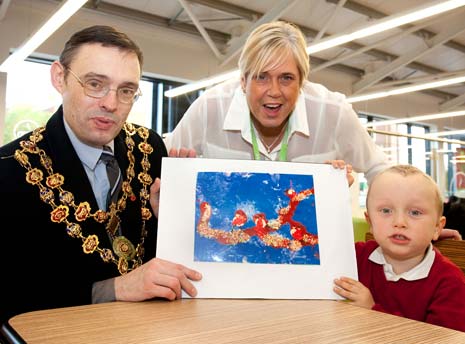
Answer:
[
  {"left": 365, "top": 232, "right": 465, "bottom": 274},
  {"left": 0, "top": 322, "right": 21, "bottom": 344}
]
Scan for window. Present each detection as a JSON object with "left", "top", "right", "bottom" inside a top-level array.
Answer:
[
  {"left": 5, "top": 59, "right": 459, "bottom": 204},
  {"left": 441, "top": 134, "right": 465, "bottom": 199},
  {"left": 4, "top": 59, "right": 60, "bottom": 144},
  {"left": 146, "top": 77, "right": 201, "bottom": 136},
  {"left": 357, "top": 112, "right": 438, "bottom": 208},
  {"left": 359, "top": 112, "right": 431, "bottom": 172},
  {"left": 3, "top": 59, "right": 172, "bottom": 144}
]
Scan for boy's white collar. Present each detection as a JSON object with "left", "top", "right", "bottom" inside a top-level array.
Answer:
[{"left": 369, "top": 244, "right": 435, "bottom": 281}]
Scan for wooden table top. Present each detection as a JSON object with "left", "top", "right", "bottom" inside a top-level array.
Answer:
[{"left": 5, "top": 299, "right": 465, "bottom": 343}]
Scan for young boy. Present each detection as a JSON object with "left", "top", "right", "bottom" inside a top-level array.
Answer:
[{"left": 334, "top": 165, "right": 465, "bottom": 332}]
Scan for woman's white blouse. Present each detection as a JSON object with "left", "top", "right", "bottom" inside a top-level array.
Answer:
[{"left": 165, "top": 78, "right": 389, "bottom": 184}]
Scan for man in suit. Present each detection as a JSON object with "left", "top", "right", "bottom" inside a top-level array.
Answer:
[
  {"left": 443, "top": 195, "right": 465, "bottom": 239},
  {"left": 0, "top": 25, "right": 201, "bottom": 324}
]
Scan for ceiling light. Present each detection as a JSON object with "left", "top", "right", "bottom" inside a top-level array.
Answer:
[
  {"left": 0, "top": 0, "right": 87, "bottom": 73},
  {"left": 306, "top": 0, "right": 465, "bottom": 54},
  {"left": 164, "top": 0, "right": 465, "bottom": 98},
  {"left": 364, "top": 109, "right": 465, "bottom": 127},
  {"left": 164, "top": 70, "right": 240, "bottom": 98},
  {"left": 347, "top": 74, "right": 465, "bottom": 103}
]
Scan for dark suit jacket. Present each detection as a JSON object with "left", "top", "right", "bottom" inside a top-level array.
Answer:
[
  {"left": 0, "top": 106, "right": 167, "bottom": 323},
  {"left": 443, "top": 195, "right": 465, "bottom": 239}
]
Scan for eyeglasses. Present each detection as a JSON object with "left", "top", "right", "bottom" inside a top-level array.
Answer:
[{"left": 66, "top": 68, "right": 142, "bottom": 104}]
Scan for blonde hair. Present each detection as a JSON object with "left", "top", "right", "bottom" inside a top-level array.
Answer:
[
  {"left": 366, "top": 165, "right": 444, "bottom": 215},
  {"left": 238, "top": 21, "right": 309, "bottom": 87}
]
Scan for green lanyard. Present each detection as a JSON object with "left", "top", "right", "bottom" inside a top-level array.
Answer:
[{"left": 250, "top": 118, "right": 289, "bottom": 161}]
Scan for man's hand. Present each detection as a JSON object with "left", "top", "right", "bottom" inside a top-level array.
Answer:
[
  {"left": 325, "top": 160, "right": 354, "bottom": 187},
  {"left": 114, "top": 258, "right": 202, "bottom": 301}
]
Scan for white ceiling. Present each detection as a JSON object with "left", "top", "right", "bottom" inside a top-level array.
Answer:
[
  {"left": 1, "top": 0, "right": 464, "bottom": 111},
  {"left": 74, "top": 0, "right": 465, "bottom": 109}
]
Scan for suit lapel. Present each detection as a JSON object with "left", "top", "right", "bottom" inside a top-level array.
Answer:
[{"left": 44, "top": 108, "right": 99, "bottom": 211}]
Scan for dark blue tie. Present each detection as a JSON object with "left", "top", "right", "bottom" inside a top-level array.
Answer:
[{"left": 100, "top": 146, "right": 122, "bottom": 207}]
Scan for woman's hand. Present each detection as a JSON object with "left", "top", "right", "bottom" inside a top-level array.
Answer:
[
  {"left": 149, "top": 178, "right": 161, "bottom": 218},
  {"left": 325, "top": 160, "right": 354, "bottom": 187},
  {"left": 436, "top": 228, "right": 462, "bottom": 240},
  {"left": 168, "top": 147, "right": 196, "bottom": 158}
]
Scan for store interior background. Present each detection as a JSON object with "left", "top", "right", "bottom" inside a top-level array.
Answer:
[{"left": 1, "top": 0, "right": 465, "bottom": 218}]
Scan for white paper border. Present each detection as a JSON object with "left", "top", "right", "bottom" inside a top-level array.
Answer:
[{"left": 156, "top": 158, "right": 357, "bottom": 299}]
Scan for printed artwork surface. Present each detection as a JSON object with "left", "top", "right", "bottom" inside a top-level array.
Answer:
[{"left": 194, "top": 172, "right": 319, "bottom": 265}]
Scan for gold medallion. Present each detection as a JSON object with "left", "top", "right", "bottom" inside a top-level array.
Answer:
[{"left": 112, "top": 236, "right": 136, "bottom": 260}]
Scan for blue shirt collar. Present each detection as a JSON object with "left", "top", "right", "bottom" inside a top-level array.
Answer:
[{"left": 63, "top": 117, "right": 114, "bottom": 170}]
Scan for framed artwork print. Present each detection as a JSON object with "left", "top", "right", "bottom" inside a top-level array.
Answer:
[{"left": 156, "top": 158, "right": 357, "bottom": 299}]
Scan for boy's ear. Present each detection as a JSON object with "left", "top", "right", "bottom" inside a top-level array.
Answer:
[
  {"left": 434, "top": 216, "right": 446, "bottom": 240},
  {"left": 364, "top": 210, "right": 373, "bottom": 233}
]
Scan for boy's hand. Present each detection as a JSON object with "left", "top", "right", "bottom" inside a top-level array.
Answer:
[{"left": 333, "top": 276, "right": 375, "bottom": 309}]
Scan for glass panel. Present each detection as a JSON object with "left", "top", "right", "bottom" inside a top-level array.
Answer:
[
  {"left": 4, "top": 60, "right": 154, "bottom": 145},
  {"left": 397, "top": 124, "right": 409, "bottom": 164},
  {"left": 156, "top": 81, "right": 201, "bottom": 136},
  {"left": 357, "top": 116, "right": 369, "bottom": 209},
  {"left": 447, "top": 144, "right": 465, "bottom": 198},
  {"left": 4, "top": 60, "right": 60, "bottom": 144},
  {"left": 411, "top": 125, "right": 426, "bottom": 171},
  {"left": 127, "top": 79, "right": 153, "bottom": 128}
]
